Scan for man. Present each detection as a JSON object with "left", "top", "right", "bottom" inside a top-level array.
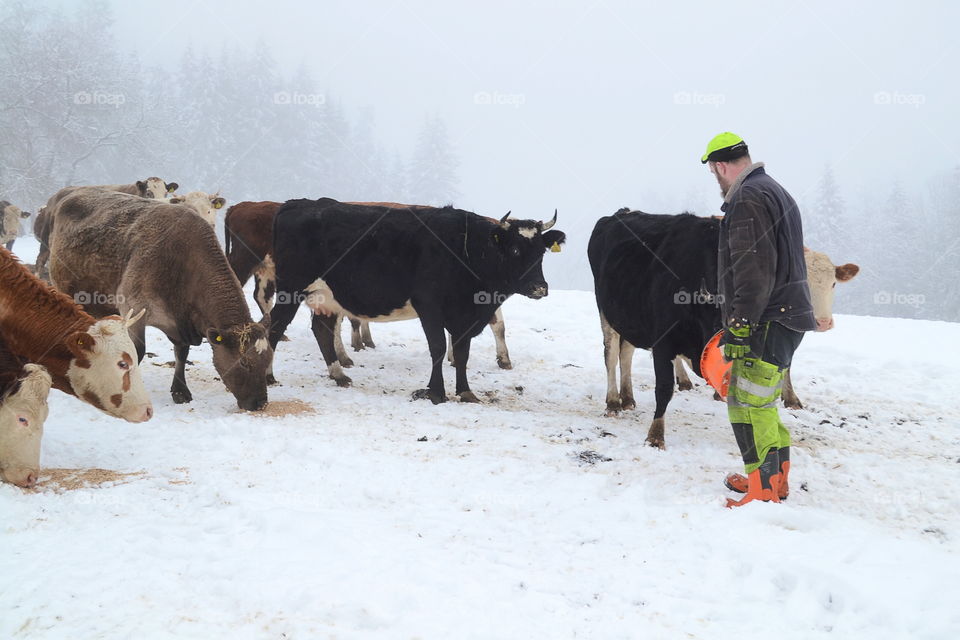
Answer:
[{"left": 702, "top": 132, "right": 816, "bottom": 507}]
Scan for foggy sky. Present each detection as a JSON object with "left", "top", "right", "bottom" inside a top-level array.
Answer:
[{"left": 66, "top": 0, "right": 960, "bottom": 286}]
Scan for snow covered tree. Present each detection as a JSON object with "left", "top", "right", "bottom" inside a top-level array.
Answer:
[{"left": 407, "top": 114, "right": 460, "bottom": 206}]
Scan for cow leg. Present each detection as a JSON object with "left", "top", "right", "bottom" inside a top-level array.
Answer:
[
  {"left": 350, "top": 317, "right": 364, "bottom": 351},
  {"left": 412, "top": 310, "right": 447, "bottom": 404},
  {"left": 781, "top": 368, "right": 803, "bottom": 409},
  {"left": 601, "top": 313, "right": 622, "bottom": 415},
  {"left": 266, "top": 283, "right": 303, "bottom": 384},
  {"left": 333, "top": 314, "right": 354, "bottom": 367},
  {"left": 361, "top": 320, "right": 375, "bottom": 349},
  {"left": 618, "top": 338, "right": 636, "bottom": 410},
  {"left": 34, "top": 246, "right": 50, "bottom": 281},
  {"left": 171, "top": 343, "right": 192, "bottom": 404},
  {"left": 311, "top": 313, "right": 352, "bottom": 387},
  {"left": 451, "top": 334, "right": 478, "bottom": 402},
  {"left": 490, "top": 308, "right": 512, "bottom": 369},
  {"left": 674, "top": 357, "right": 694, "bottom": 391},
  {"left": 647, "top": 348, "right": 675, "bottom": 449}
]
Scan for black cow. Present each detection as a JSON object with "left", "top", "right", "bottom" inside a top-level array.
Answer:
[
  {"left": 268, "top": 199, "right": 565, "bottom": 403},
  {"left": 589, "top": 209, "right": 722, "bottom": 449}
]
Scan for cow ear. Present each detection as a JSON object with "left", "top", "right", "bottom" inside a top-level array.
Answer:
[
  {"left": 206, "top": 329, "right": 224, "bottom": 345},
  {"left": 66, "top": 332, "right": 97, "bottom": 358},
  {"left": 490, "top": 227, "right": 503, "bottom": 245},
  {"left": 136, "top": 180, "right": 146, "bottom": 193},
  {"left": 212, "top": 197, "right": 226, "bottom": 210},
  {"left": 835, "top": 263, "right": 860, "bottom": 282},
  {"left": 166, "top": 182, "right": 179, "bottom": 193},
  {"left": 542, "top": 230, "right": 566, "bottom": 253}
]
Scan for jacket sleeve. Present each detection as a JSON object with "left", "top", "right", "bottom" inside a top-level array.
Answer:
[{"left": 723, "top": 186, "right": 777, "bottom": 324}]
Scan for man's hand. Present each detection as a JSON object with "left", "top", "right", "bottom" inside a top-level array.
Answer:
[{"left": 722, "top": 320, "right": 752, "bottom": 360}]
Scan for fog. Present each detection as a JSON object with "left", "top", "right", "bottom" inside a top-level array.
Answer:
[{"left": 3, "top": 0, "right": 958, "bottom": 319}]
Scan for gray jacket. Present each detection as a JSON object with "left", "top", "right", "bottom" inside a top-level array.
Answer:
[{"left": 718, "top": 163, "right": 816, "bottom": 332}]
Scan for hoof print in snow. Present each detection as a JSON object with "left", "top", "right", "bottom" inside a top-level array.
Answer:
[
  {"left": 145, "top": 352, "right": 157, "bottom": 358},
  {"left": 574, "top": 450, "right": 612, "bottom": 466},
  {"left": 417, "top": 436, "right": 428, "bottom": 442},
  {"left": 514, "top": 386, "right": 524, "bottom": 395}
]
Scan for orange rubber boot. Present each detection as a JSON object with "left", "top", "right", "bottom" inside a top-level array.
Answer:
[
  {"left": 725, "top": 449, "right": 782, "bottom": 508},
  {"left": 725, "top": 447, "right": 790, "bottom": 501}
]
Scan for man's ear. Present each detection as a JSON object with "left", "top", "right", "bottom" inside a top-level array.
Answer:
[
  {"left": 542, "top": 230, "right": 566, "bottom": 252},
  {"left": 66, "top": 332, "right": 96, "bottom": 359}
]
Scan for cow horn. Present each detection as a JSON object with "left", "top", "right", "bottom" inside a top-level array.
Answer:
[
  {"left": 500, "top": 211, "right": 511, "bottom": 227},
  {"left": 541, "top": 209, "right": 557, "bottom": 231},
  {"left": 125, "top": 308, "right": 147, "bottom": 326}
]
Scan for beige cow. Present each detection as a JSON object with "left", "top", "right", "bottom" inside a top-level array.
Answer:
[{"left": 0, "top": 340, "right": 53, "bottom": 488}]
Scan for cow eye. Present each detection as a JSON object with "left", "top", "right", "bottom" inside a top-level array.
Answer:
[
  {"left": 510, "top": 246, "right": 520, "bottom": 257},
  {"left": 18, "top": 416, "right": 29, "bottom": 426},
  {"left": 118, "top": 360, "right": 129, "bottom": 370},
  {"left": 831, "top": 282, "right": 836, "bottom": 289}
]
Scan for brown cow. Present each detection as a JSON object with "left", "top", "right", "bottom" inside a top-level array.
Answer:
[
  {"left": 48, "top": 189, "right": 271, "bottom": 410},
  {"left": 0, "top": 247, "right": 153, "bottom": 422},
  {"left": 33, "top": 177, "right": 179, "bottom": 279},
  {"left": 225, "top": 200, "right": 513, "bottom": 369},
  {"left": 0, "top": 335, "right": 52, "bottom": 488}
]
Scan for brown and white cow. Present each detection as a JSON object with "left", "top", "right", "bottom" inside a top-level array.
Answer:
[
  {"left": 0, "top": 335, "right": 52, "bottom": 488},
  {"left": 225, "top": 199, "right": 514, "bottom": 370},
  {"left": 671, "top": 246, "right": 860, "bottom": 408},
  {"left": 2, "top": 200, "right": 32, "bottom": 250},
  {"left": 0, "top": 247, "right": 153, "bottom": 422},
  {"left": 33, "top": 177, "right": 179, "bottom": 279},
  {"left": 170, "top": 191, "right": 226, "bottom": 227},
  {"left": 47, "top": 189, "right": 271, "bottom": 410}
]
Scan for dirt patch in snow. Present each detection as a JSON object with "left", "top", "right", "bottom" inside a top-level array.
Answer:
[
  {"left": 253, "top": 399, "right": 316, "bottom": 417},
  {"left": 34, "top": 468, "right": 147, "bottom": 492}
]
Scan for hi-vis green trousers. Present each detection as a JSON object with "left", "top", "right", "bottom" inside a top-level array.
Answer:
[{"left": 727, "top": 322, "right": 804, "bottom": 473}]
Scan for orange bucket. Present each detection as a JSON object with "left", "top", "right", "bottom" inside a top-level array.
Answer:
[{"left": 700, "top": 330, "right": 732, "bottom": 399}]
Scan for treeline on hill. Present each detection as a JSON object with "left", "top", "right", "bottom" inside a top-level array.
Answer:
[
  {"left": 0, "top": 1, "right": 459, "bottom": 215},
  {"left": 801, "top": 165, "right": 960, "bottom": 322}
]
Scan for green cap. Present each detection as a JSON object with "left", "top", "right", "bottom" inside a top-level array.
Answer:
[{"left": 701, "top": 132, "right": 748, "bottom": 164}]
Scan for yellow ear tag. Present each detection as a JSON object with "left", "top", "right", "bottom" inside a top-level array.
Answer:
[
  {"left": 550, "top": 241, "right": 561, "bottom": 253},
  {"left": 215, "top": 335, "right": 222, "bottom": 342},
  {"left": 214, "top": 201, "right": 223, "bottom": 209},
  {"left": 167, "top": 187, "right": 175, "bottom": 193},
  {"left": 77, "top": 338, "right": 83, "bottom": 345}
]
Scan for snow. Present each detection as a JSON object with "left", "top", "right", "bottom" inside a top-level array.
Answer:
[{"left": 3, "top": 237, "right": 959, "bottom": 639}]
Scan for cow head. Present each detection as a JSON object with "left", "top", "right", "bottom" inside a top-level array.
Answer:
[
  {"left": 804, "top": 247, "right": 860, "bottom": 332},
  {"left": 136, "top": 177, "right": 179, "bottom": 200},
  {"left": 205, "top": 319, "right": 272, "bottom": 411},
  {"left": 0, "top": 364, "right": 52, "bottom": 488},
  {"left": 490, "top": 210, "right": 566, "bottom": 299},
  {"left": 170, "top": 191, "right": 226, "bottom": 227},
  {"left": 64, "top": 309, "right": 153, "bottom": 422}
]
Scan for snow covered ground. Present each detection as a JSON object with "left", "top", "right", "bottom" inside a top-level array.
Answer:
[{"left": 3, "top": 237, "right": 959, "bottom": 639}]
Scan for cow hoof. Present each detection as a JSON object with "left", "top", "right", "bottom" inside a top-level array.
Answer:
[
  {"left": 171, "top": 389, "right": 192, "bottom": 404},
  {"left": 458, "top": 391, "right": 480, "bottom": 403},
  {"left": 280, "top": 335, "right": 290, "bottom": 342},
  {"left": 339, "top": 357, "right": 355, "bottom": 368},
  {"left": 333, "top": 376, "right": 352, "bottom": 388},
  {"left": 412, "top": 388, "right": 446, "bottom": 404},
  {"left": 364, "top": 341, "right": 376, "bottom": 349},
  {"left": 605, "top": 401, "right": 622, "bottom": 417},
  {"left": 677, "top": 381, "right": 693, "bottom": 391},
  {"left": 713, "top": 391, "right": 723, "bottom": 402},
  {"left": 497, "top": 358, "right": 513, "bottom": 370},
  {"left": 645, "top": 437, "right": 665, "bottom": 450},
  {"left": 266, "top": 374, "right": 278, "bottom": 386},
  {"left": 621, "top": 399, "right": 636, "bottom": 411},
  {"left": 783, "top": 399, "right": 803, "bottom": 410}
]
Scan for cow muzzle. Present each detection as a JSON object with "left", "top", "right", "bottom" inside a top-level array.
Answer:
[
  {"left": 525, "top": 283, "right": 548, "bottom": 300},
  {"left": 815, "top": 317, "right": 834, "bottom": 332}
]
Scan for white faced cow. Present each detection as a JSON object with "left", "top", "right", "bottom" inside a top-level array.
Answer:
[
  {"left": 171, "top": 191, "right": 226, "bottom": 227},
  {"left": 0, "top": 343, "right": 52, "bottom": 488}
]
